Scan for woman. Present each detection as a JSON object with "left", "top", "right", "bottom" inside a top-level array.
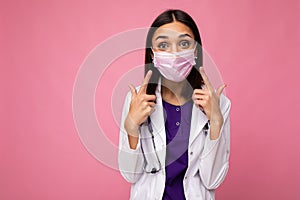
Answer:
[{"left": 118, "top": 9, "right": 231, "bottom": 200}]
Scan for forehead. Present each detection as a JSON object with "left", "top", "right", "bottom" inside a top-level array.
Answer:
[{"left": 152, "top": 21, "right": 195, "bottom": 41}]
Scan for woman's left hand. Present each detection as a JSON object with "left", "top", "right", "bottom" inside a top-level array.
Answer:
[{"left": 192, "top": 67, "right": 226, "bottom": 139}]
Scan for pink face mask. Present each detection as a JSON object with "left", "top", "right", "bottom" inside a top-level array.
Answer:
[{"left": 152, "top": 47, "right": 196, "bottom": 82}]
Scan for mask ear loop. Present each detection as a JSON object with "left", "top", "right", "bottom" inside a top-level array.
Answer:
[
  {"left": 150, "top": 47, "right": 154, "bottom": 63},
  {"left": 194, "top": 42, "right": 198, "bottom": 59}
]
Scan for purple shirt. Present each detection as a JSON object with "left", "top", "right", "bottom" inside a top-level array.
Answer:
[{"left": 162, "top": 99, "right": 193, "bottom": 200}]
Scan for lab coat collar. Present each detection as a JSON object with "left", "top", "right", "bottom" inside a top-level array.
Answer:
[
  {"left": 151, "top": 77, "right": 209, "bottom": 146},
  {"left": 149, "top": 77, "right": 165, "bottom": 145},
  {"left": 189, "top": 104, "right": 209, "bottom": 145}
]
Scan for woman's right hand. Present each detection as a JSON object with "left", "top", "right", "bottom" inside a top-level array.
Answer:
[{"left": 124, "top": 70, "right": 156, "bottom": 137}]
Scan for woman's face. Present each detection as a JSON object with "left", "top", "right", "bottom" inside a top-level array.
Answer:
[{"left": 151, "top": 21, "right": 196, "bottom": 54}]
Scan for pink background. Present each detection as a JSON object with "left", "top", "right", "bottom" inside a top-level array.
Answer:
[{"left": 1, "top": 0, "right": 300, "bottom": 199}]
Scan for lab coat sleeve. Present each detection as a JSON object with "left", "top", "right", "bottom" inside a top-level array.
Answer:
[
  {"left": 199, "top": 94, "right": 231, "bottom": 190},
  {"left": 118, "top": 91, "right": 145, "bottom": 184}
]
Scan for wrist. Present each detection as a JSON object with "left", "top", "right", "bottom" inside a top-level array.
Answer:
[
  {"left": 124, "top": 115, "right": 139, "bottom": 137},
  {"left": 209, "top": 119, "right": 223, "bottom": 140},
  {"left": 210, "top": 119, "right": 223, "bottom": 128},
  {"left": 209, "top": 112, "right": 224, "bottom": 127}
]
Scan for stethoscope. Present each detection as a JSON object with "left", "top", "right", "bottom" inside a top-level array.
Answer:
[
  {"left": 141, "top": 117, "right": 162, "bottom": 174},
  {"left": 141, "top": 115, "right": 210, "bottom": 174}
]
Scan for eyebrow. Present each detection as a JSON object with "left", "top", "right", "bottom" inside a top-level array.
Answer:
[
  {"left": 179, "top": 33, "right": 193, "bottom": 38},
  {"left": 154, "top": 33, "right": 193, "bottom": 41},
  {"left": 154, "top": 35, "right": 168, "bottom": 41}
]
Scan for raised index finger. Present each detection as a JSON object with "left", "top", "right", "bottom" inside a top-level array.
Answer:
[
  {"left": 199, "top": 67, "right": 213, "bottom": 90},
  {"left": 139, "top": 70, "right": 152, "bottom": 94}
]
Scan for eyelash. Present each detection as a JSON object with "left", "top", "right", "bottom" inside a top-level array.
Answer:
[
  {"left": 179, "top": 40, "right": 190, "bottom": 47},
  {"left": 158, "top": 42, "right": 168, "bottom": 49},
  {"left": 157, "top": 40, "right": 191, "bottom": 49}
]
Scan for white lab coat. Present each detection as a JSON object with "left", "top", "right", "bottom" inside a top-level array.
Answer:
[{"left": 118, "top": 78, "right": 231, "bottom": 200}]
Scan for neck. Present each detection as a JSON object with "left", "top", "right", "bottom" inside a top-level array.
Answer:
[{"left": 161, "top": 78, "right": 189, "bottom": 105}]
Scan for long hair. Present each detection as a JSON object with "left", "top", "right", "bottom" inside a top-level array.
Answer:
[{"left": 145, "top": 9, "right": 204, "bottom": 97}]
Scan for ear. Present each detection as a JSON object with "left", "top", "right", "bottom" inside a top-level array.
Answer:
[
  {"left": 150, "top": 50, "right": 154, "bottom": 59},
  {"left": 194, "top": 43, "right": 198, "bottom": 58}
]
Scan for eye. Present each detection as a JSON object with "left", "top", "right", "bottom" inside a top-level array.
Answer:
[
  {"left": 179, "top": 40, "right": 190, "bottom": 48},
  {"left": 157, "top": 42, "right": 169, "bottom": 50}
]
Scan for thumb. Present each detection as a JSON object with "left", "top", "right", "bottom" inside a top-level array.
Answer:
[
  {"left": 128, "top": 84, "right": 137, "bottom": 97},
  {"left": 217, "top": 84, "right": 227, "bottom": 96}
]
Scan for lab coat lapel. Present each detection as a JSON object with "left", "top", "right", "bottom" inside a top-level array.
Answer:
[
  {"left": 189, "top": 104, "right": 209, "bottom": 146},
  {"left": 149, "top": 78, "right": 209, "bottom": 146},
  {"left": 150, "top": 78, "right": 166, "bottom": 145}
]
